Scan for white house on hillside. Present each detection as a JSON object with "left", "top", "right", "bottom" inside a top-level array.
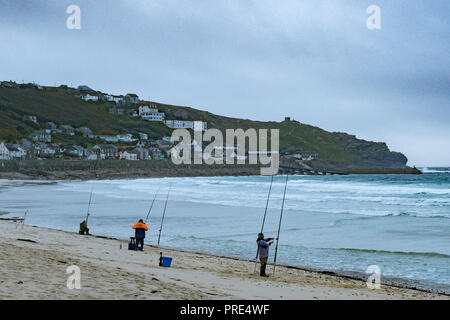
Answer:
[
  {"left": 120, "top": 150, "right": 138, "bottom": 161},
  {"left": 125, "top": 94, "right": 139, "bottom": 104},
  {"left": 82, "top": 94, "right": 99, "bottom": 102},
  {"left": 23, "top": 115, "right": 37, "bottom": 123},
  {"left": 102, "top": 94, "right": 125, "bottom": 104},
  {"left": 164, "top": 120, "right": 207, "bottom": 131},
  {"left": 0, "top": 142, "right": 10, "bottom": 160},
  {"left": 93, "top": 144, "right": 118, "bottom": 159},
  {"left": 99, "top": 136, "right": 119, "bottom": 143},
  {"left": 65, "top": 145, "right": 85, "bottom": 158},
  {"left": 5, "top": 143, "right": 27, "bottom": 159},
  {"left": 29, "top": 131, "right": 52, "bottom": 143},
  {"left": 293, "top": 153, "right": 318, "bottom": 161},
  {"left": 138, "top": 105, "right": 165, "bottom": 121},
  {"left": 138, "top": 132, "right": 148, "bottom": 140},
  {"left": 117, "top": 134, "right": 137, "bottom": 142}
]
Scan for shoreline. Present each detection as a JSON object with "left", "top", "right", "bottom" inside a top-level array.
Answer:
[
  {"left": 0, "top": 221, "right": 448, "bottom": 300},
  {"left": 0, "top": 159, "right": 421, "bottom": 181},
  {"left": 110, "top": 240, "right": 450, "bottom": 296},
  {"left": 0, "top": 168, "right": 422, "bottom": 181},
  {"left": 154, "top": 245, "right": 450, "bottom": 296}
]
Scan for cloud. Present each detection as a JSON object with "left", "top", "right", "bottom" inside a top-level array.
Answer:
[{"left": 0, "top": 0, "right": 448, "bottom": 165}]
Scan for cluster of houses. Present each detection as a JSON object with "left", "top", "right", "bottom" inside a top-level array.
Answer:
[
  {"left": 137, "top": 104, "right": 208, "bottom": 131},
  {"left": 61, "top": 139, "right": 168, "bottom": 161},
  {"left": 0, "top": 142, "right": 27, "bottom": 160},
  {"left": 25, "top": 119, "right": 153, "bottom": 145},
  {"left": 0, "top": 135, "right": 170, "bottom": 161},
  {"left": 78, "top": 85, "right": 139, "bottom": 105},
  {"left": 26, "top": 122, "right": 92, "bottom": 144},
  {"left": 1, "top": 82, "right": 211, "bottom": 161},
  {"left": 79, "top": 90, "right": 208, "bottom": 131},
  {"left": 2, "top": 81, "right": 208, "bottom": 131},
  {"left": 81, "top": 92, "right": 139, "bottom": 104},
  {"left": 0, "top": 112, "right": 174, "bottom": 161}
]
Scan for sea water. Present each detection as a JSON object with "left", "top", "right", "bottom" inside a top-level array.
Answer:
[{"left": 1, "top": 168, "right": 449, "bottom": 293}]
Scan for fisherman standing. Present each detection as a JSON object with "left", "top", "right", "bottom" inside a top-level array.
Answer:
[
  {"left": 257, "top": 233, "right": 274, "bottom": 277},
  {"left": 132, "top": 219, "right": 149, "bottom": 251}
]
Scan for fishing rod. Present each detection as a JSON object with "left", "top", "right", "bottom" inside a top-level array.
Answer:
[
  {"left": 259, "top": 175, "right": 274, "bottom": 234},
  {"left": 254, "top": 175, "right": 274, "bottom": 272},
  {"left": 16, "top": 210, "right": 29, "bottom": 229},
  {"left": 145, "top": 186, "right": 161, "bottom": 224},
  {"left": 85, "top": 188, "right": 94, "bottom": 227},
  {"left": 272, "top": 164, "right": 291, "bottom": 277},
  {"left": 157, "top": 183, "right": 173, "bottom": 246},
  {"left": 21, "top": 210, "right": 28, "bottom": 229}
]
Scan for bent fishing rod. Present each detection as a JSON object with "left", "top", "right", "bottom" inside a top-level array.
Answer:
[
  {"left": 145, "top": 186, "right": 161, "bottom": 224},
  {"left": 272, "top": 163, "right": 292, "bottom": 277},
  {"left": 157, "top": 183, "right": 173, "bottom": 247},
  {"left": 254, "top": 175, "right": 274, "bottom": 272}
]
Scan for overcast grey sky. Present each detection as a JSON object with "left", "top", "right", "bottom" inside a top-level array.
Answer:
[{"left": 0, "top": 0, "right": 449, "bottom": 166}]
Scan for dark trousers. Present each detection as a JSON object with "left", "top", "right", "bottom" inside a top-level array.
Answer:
[
  {"left": 136, "top": 238, "right": 144, "bottom": 250},
  {"left": 260, "top": 257, "right": 268, "bottom": 276}
]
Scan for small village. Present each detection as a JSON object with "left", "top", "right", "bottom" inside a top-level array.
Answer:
[
  {"left": 0, "top": 82, "right": 208, "bottom": 162},
  {"left": 0, "top": 81, "right": 319, "bottom": 167}
]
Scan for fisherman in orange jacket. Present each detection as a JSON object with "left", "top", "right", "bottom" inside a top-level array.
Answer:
[{"left": 132, "top": 219, "right": 149, "bottom": 251}]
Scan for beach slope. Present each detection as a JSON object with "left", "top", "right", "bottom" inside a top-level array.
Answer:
[{"left": 0, "top": 221, "right": 447, "bottom": 300}]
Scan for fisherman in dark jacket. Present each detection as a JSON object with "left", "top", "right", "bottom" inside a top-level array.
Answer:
[
  {"left": 257, "top": 233, "right": 274, "bottom": 277},
  {"left": 132, "top": 219, "right": 149, "bottom": 251},
  {"left": 79, "top": 220, "right": 89, "bottom": 235}
]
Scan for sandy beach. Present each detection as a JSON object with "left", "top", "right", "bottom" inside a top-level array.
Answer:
[{"left": 0, "top": 220, "right": 447, "bottom": 300}]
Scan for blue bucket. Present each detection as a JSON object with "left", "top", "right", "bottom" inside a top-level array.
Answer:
[{"left": 161, "top": 256, "right": 172, "bottom": 268}]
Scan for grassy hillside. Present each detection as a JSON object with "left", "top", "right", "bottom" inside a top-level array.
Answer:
[
  {"left": 0, "top": 86, "right": 171, "bottom": 140},
  {"left": 0, "top": 84, "right": 411, "bottom": 171}
]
